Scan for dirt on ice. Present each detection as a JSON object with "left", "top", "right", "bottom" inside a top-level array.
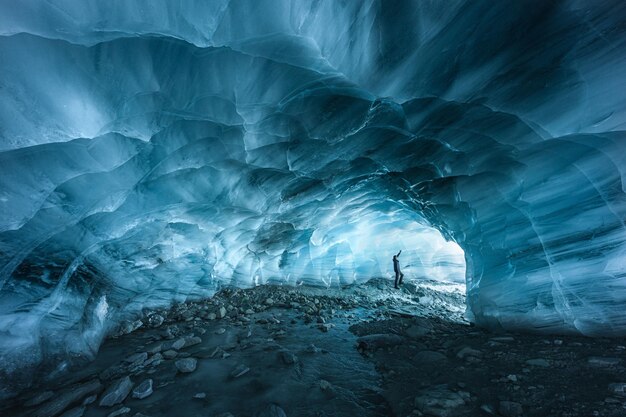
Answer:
[{"left": 4, "top": 278, "right": 626, "bottom": 417}]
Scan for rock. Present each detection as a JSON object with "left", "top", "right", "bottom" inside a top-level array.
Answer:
[
  {"left": 99, "top": 376, "right": 134, "bottom": 407},
  {"left": 184, "top": 336, "right": 202, "bottom": 347},
  {"left": 414, "top": 386, "right": 468, "bottom": 417},
  {"left": 357, "top": 334, "right": 405, "bottom": 350},
  {"left": 498, "top": 401, "right": 523, "bottom": 417},
  {"left": 306, "top": 344, "right": 322, "bottom": 354},
  {"left": 146, "top": 343, "right": 163, "bottom": 354},
  {"left": 218, "top": 306, "right": 227, "bottom": 319},
  {"left": 406, "top": 323, "right": 432, "bottom": 338},
  {"left": 608, "top": 383, "right": 626, "bottom": 397},
  {"left": 215, "top": 328, "right": 226, "bottom": 335},
  {"left": 319, "top": 380, "right": 332, "bottom": 391},
  {"left": 193, "top": 392, "right": 207, "bottom": 399},
  {"left": 59, "top": 406, "right": 86, "bottom": 417},
  {"left": 32, "top": 379, "right": 102, "bottom": 417},
  {"left": 207, "top": 312, "right": 217, "bottom": 320},
  {"left": 144, "top": 352, "right": 163, "bottom": 366},
  {"left": 265, "top": 298, "right": 274, "bottom": 305},
  {"left": 489, "top": 336, "right": 514, "bottom": 342},
  {"left": 479, "top": 404, "right": 496, "bottom": 415},
  {"left": 147, "top": 313, "right": 164, "bottom": 328},
  {"left": 175, "top": 358, "right": 197, "bottom": 373},
  {"left": 24, "top": 390, "right": 55, "bottom": 407},
  {"left": 414, "top": 350, "right": 447, "bottom": 363},
  {"left": 132, "top": 379, "right": 153, "bottom": 399},
  {"left": 525, "top": 358, "right": 550, "bottom": 367},
  {"left": 171, "top": 338, "right": 186, "bottom": 350},
  {"left": 83, "top": 395, "right": 97, "bottom": 405},
  {"left": 119, "top": 320, "right": 143, "bottom": 335},
  {"left": 163, "top": 349, "right": 178, "bottom": 359},
  {"left": 279, "top": 350, "right": 298, "bottom": 365},
  {"left": 124, "top": 352, "right": 148, "bottom": 364},
  {"left": 255, "top": 403, "right": 287, "bottom": 417},
  {"left": 108, "top": 407, "right": 131, "bottom": 417},
  {"left": 230, "top": 364, "right": 250, "bottom": 378},
  {"left": 319, "top": 323, "right": 332, "bottom": 332},
  {"left": 588, "top": 357, "right": 621, "bottom": 367},
  {"left": 456, "top": 347, "right": 482, "bottom": 359}
]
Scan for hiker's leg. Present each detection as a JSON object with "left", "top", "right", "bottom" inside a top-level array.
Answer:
[
  {"left": 399, "top": 273, "right": 404, "bottom": 285},
  {"left": 394, "top": 272, "right": 399, "bottom": 288}
]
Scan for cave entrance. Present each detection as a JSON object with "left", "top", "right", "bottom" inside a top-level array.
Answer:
[{"left": 311, "top": 210, "right": 466, "bottom": 291}]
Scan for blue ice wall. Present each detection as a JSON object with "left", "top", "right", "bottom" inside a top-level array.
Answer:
[{"left": 1, "top": 0, "right": 626, "bottom": 397}]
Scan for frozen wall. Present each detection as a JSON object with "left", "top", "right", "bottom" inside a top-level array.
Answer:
[{"left": 1, "top": 0, "right": 626, "bottom": 398}]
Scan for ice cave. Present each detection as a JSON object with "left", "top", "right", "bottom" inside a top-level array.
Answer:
[{"left": 1, "top": 1, "right": 626, "bottom": 416}]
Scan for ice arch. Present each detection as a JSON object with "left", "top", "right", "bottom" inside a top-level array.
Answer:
[{"left": 1, "top": 0, "right": 626, "bottom": 397}]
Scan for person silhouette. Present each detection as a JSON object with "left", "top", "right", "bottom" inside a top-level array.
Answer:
[{"left": 393, "top": 250, "right": 404, "bottom": 289}]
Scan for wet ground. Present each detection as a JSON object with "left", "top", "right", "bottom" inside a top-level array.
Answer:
[{"left": 4, "top": 278, "right": 626, "bottom": 417}]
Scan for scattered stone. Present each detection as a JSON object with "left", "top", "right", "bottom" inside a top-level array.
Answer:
[
  {"left": 83, "top": 395, "right": 97, "bottom": 405},
  {"left": 588, "top": 357, "right": 621, "bottom": 367},
  {"left": 119, "top": 320, "right": 143, "bottom": 335},
  {"left": 319, "top": 380, "right": 332, "bottom": 391},
  {"left": 124, "top": 352, "right": 148, "bottom": 364},
  {"left": 132, "top": 379, "right": 153, "bottom": 399},
  {"left": 318, "top": 323, "right": 332, "bottom": 332},
  {"left": 108, "top": 407, "right": 131, "bottom": 417},
  {"left": 414, "top": 350, "right": 447, "bottom": 363},
  {"left": 218, "top": 306, "right": 227, "bottom": 319},
  {"left": 265, "top": 298, "right": 274, "bottom": 305},
  {"left": 414, "top": 385, "right": 468, "bottom": 417},
  {"left": 490, "top": 336, "right": 514, "bottom": 342},
  {"left": 498, "top": 401, "right": 523, "bottom": 417},
  {"left": 480, "top": 404, "right": 496, "bottom": 415},
  {"left": 230, "top": 364, "right": 250, "bottom": 378},
  {"left": 207, "top": 312, "right": 217, "bottom": 320},
  {"left": 306, "top": 343, "right": 322, "bottom": 354},
  {"left": 406, "top": 320, "right": 433, "bottom": 337},
  {"left": 99, "top": 376, "right": 134, "bottom": 407},
  {"left": 525, "top": 358, "right": 550, "bottom": 367},
  {"left": 146, "top": 343, "right": 163, "bottom": 354},
  {"left": 216, "top": 328, "right": 226, "bottom": 335},
  {"left": 59, "top": 406, "right": 86, "bottom": 417},
  {"left": 456, "top": 347, "right": 482, "bottom": 359},
  {"left": 24, "top": 390, "right": 55, "bottom": 407},
  {"left": 193, "top": 392, "right": 207, "bottom": 399},
  {"left": 608, "top": 383, "right": 626, "bottom": 398},
  {"left": 184, "top": 336, "right": 202, "bottom": 347},
  {"left": 163, "top": 349, "right": 178, "bottom": 359},
  {"left": 32, "top": 379, "right": 102, "bottom": 417},
  {"left": 279, "top": 350, "right": 298, "bottom": 365},
  {"left": 357, "top": 334, "right": 405, "bottom": 350},
  {"left": 255, "top": 403, "right": 287, "bottom": 417},
  {"left": 175, "top": 358, "right": 197, "bottom": 373},
  {"left": 147, "top": 313, "right": 164, "bottom": 328},
  {"left": 171, "top": 338, "right": 186, "bottom": 350}
]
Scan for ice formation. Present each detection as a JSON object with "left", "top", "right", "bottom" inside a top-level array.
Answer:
[{"left": 1, "top": 0, "right": 626, "bottom": 396}]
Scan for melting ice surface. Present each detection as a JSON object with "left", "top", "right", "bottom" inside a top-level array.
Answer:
[{"left": 1, "top": 0, "right": 626, "bottom": 398}]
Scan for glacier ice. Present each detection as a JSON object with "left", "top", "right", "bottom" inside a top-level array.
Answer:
[{"left": 1, "top": 0, "right": 626, "bottom": 398}]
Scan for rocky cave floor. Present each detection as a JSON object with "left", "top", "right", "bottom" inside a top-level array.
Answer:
[{"left": 5, "top": 278, "right": 626, "bottom": 417}]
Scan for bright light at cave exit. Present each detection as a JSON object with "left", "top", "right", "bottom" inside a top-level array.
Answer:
[{"left": 307, "top": 208, "right": 466, "bottom": 287}]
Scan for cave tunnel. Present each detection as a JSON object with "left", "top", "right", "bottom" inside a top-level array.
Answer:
[{"left": 1, "top": 1, "right": 626, "bottom": 416}]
